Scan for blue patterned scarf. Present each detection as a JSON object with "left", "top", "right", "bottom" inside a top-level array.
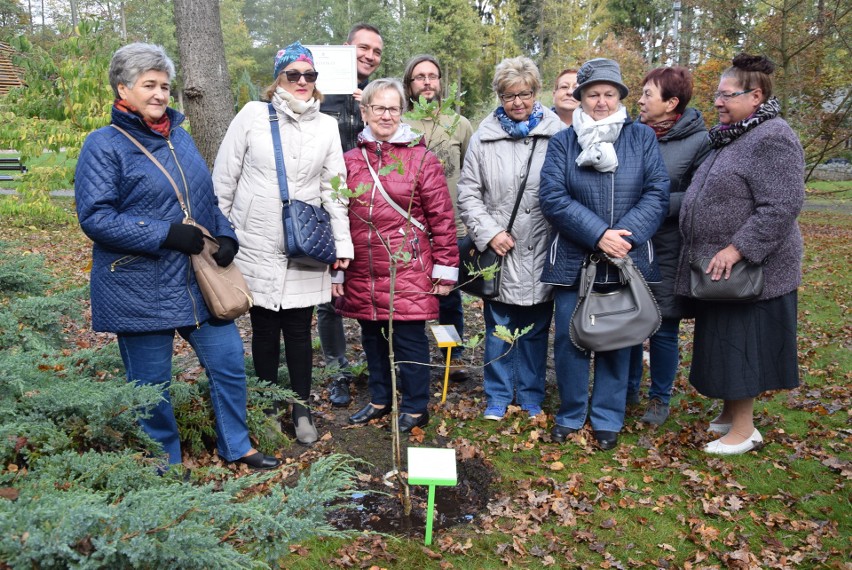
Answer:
[{"left": 494, "top": 101, "right": 544, "bottom": 139}]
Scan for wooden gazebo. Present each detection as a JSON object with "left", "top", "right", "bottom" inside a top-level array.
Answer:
[{"left": 0, "top": 42, "right": 24, "bottom": 95}]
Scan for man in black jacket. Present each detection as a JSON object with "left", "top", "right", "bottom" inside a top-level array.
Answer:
[{"left": 319, "top": 23, "right": 383, "bottom": 406}]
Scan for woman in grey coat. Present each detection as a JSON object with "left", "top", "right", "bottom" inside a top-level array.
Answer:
[
  {"left": 676, "top": 54, "right": 804, "bottom": 455},
  {"left": 457, "top": 56, "right": 562, "bottom": 421},
  {"left": 627, "top": 66, "right": 710, "bottom": 426}
]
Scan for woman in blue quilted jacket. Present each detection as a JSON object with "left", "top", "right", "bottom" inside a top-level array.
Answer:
[
  {"left": 75, "top": 43, "right": 279, "bottom": 471},
  {"left": 539, "top": 58, "right": 669, "bottom": 451}
]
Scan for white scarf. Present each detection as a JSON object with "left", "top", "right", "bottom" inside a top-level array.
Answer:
[
  {"left": 572, "top": 105, "right": 627, "bottom": 172},
  {"left": 272, "top": 87, "right": 315, "bottom": 115}
]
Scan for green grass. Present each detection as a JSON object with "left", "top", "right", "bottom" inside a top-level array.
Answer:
[
  {"left": 284, "top": 211, "right": 850, "bottom": 569},
  {"left": 805, "top": 179, "right": 852, "bottom": 201}
]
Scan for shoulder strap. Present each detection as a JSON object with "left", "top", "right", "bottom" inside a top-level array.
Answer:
[
  {"left": 267, "top": 102, "right": 291, "bottom": 204},
  {"left": 360, "top": 146, "right": 427, "bottom": 233},
  {"left": 110, "top": 124, "right": 188, "bottom": 218},
  {"left": 506, "top": 137, "right": 539, "bottom": 234}
]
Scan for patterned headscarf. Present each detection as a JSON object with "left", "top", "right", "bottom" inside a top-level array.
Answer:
[{"left": 273, "top": 42, "right": 315, "bottom": 79}]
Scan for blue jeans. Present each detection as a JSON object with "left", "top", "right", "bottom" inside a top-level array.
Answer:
[
  {"left": 316, "top": 301, "right": 349, "bottom": 369},
  {"left": 359, "top": 320, "right": 430, "bottom": 414},
  {"left": 482, "top": 300, "right": 553, "bottom": 409},
  {"left": 627, "top": 318, "right": 680, "bottom": 404},
  {"left": 117, "top": 319, "right": 251, "bottom": 464},
  {"left": 553, "top": 288, "right": 630, "bottom": 432}
]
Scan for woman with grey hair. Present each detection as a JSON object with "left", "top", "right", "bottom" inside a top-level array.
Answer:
[
  {"left": 457, "top": 56, "right": 562, "bottom": 421},
  {"left": 337, "top": 78, "right": 458, "bottom": 433},
  {"left": 75, "top": 43, "right": 280, "bottom": 471}
]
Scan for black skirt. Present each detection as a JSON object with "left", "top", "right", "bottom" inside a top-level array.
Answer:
[{"left": 689, "top": 290, "right": 799, "bottom": 400}]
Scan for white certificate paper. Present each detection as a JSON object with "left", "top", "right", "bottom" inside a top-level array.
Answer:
[{"left": 305, "top": 45, "right": 357, "bottom": 95}]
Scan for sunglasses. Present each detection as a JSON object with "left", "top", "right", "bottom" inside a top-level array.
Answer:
[{"left": 282, "top": 70, "right": 319, "bottom": 83}]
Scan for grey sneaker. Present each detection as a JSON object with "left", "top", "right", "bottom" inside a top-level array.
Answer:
[
  {"left": 292, "top": 404, "right": 318, "bottom": 445},
  {"left": 640, "top": 398, "right": 669, "bottom": 425}
]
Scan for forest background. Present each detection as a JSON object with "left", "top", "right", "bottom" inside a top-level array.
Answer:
[{"left": 0, "top": 0, "right": 850, "bottom": 210}]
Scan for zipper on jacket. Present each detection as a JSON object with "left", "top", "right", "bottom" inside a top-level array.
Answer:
[
  {"left": 167, "top": 136, "right": 201, "bottom": 327},
  {"left": 604, "top": 174, "right": 616, "bottom": 283},
  {"left": 110, "top": 255, "right": 139, "bottom": 272}
]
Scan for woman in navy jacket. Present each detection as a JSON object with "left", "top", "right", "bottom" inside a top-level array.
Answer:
[
  {"left": 539, "top": 59, "right": 669, "bottom": 450},
  {"left": 75, "top": 43, "right": 278, "bottom": 470}
]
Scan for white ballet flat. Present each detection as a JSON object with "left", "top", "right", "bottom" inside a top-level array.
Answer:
[
  {"left": 703, "top": 429, "right": 763, "bottom": 455},
  {"left": 708, "top": 421, "right": 732, "bottom": 434}
]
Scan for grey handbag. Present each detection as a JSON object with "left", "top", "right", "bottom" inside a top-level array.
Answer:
[{"left": 569, "top": 254, "right": 661, "bottom": 352}]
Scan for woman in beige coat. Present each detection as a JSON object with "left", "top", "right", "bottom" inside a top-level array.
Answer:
[
  {"left": 457, "top": 56, "right": 561, "bottom": 421},
  {"left": 213, "top": 42, "right": 353, "bottom": 445}
]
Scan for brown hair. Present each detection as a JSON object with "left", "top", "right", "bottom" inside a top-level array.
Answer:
[
  {"left": 641, "top": 66, "right": 693, "bottom": 114},
  {"left": 403, "top": 54, "right": 443, "bottom": 110},
  {"left": 347, "top": 23, "right": 382, "bottom": 43},
  {"left": 721, "top": 53, "right": 775, "bottom": 102},
  {"left": 553, "top": 68, "right": 579, "bottom": 91}
]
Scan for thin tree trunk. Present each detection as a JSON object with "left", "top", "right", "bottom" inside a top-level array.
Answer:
[{"left": 173, "top": 0, "right": 235, "bottom": 168}]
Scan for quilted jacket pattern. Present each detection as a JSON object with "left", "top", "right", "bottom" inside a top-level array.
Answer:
[
  {"left": 337, "top": 132, "right": 459, "bottom": 321},
  {"left": 75, "top": 106, "right": 237, "bottom": 333},
  {"left": 212, "top": 100, "right": 352, "bottom": 312},
  {"left": 539, "top": 117, "right": 670, "bottom": 287}
]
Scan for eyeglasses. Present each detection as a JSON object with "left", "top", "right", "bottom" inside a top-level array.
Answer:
[
  {"left": 282, "top": 70, "right": 319, "bottom": 83},
  {"left": 412, "top": 73, "right": 440, "bottom": 82},
  {"left": 499, "top": 91, "right": 534, "bottom": 103},
  {"left": 713, "top": 89, "right": 754, "bottom": 101},
  {"left": 367, "top": 105, "right": 402, "bottom": 116}
]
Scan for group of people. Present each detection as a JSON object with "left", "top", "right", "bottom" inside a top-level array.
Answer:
[{"left": 74, "top": 23, "right": 804, "bottom": 469}]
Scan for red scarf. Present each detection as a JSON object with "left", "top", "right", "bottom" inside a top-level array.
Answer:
[
  {"left": 649, "top": 114, "right": 681, "bottom": 139},
  {"left": 115, "top": 98, "right": 171, "bottom": 137}
]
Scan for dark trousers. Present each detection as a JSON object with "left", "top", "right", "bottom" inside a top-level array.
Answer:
[
  {"left": 359, "top": 320, "right": 430, "bottom": 414},
  {"left": 249, "top": 305, "right": 314, "bottom": 401}
]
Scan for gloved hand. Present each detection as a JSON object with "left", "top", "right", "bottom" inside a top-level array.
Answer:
[
  {"left": 212, "top": 236, "right": 238, "bottom": 267},
  {"left": 162, "top": 223, "right": 204, "bottom": 255}
]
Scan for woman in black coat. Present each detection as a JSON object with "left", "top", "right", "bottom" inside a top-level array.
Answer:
[{"left": 627, "top": 66, "right": 710, "bottom": 426}]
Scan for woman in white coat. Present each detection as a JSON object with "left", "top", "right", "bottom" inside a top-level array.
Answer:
[{"left": 213, "top": 42, "right": 353, "bottom": 445}]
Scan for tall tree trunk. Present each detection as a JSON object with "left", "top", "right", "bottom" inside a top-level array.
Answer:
[{"left": 173, "top": 0, "right": 235, "bottom": 169}]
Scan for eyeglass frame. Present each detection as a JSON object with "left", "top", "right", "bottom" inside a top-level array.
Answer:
[
  {"left": 365, "top": 105, "right": 403, "bottom": 116},
  {"left": 499, "top": 91, "right": 534, "bottom": 103},
  {"left": 282, "top": 70, "right": 319, "bottom": 83},
  {"left": 713, "top": 89, "right": 755, "bottom": 101},
  {"left": 412, "top": 73, "right": 440, "bottom": 82}
]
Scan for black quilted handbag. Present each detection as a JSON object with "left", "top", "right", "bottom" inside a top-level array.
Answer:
[{"left": 269, "top": 103, "right": 337, "bottom": 268}]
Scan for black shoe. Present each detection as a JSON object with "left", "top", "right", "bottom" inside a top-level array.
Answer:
[
  {"left": 448, "top": 360, "right": 470, "bottom": 382},
  {"left": 232, "top": 452, "right": 280, "bottom": 470},
  {"left": 593, "top": 430, "right": 619, "bottom": 451},
  {"left": 328, "top": 376, "right": 352, "bottom": 407},
  {"left": 348, "top": 403, "right": 390, "bottom": 424},
  {"left": 398, "top": 411, "right": 429, "bottom": 433},
  {"left": 551, "top": 425, "right": 578, "bottom": 443}
]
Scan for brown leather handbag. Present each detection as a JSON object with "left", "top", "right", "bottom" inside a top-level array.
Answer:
[{"left": 111, "top": 125, "right": 253, "bottom": 320}]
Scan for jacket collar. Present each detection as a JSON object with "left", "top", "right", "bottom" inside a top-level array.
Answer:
[{"left": 111, "top": 105, "right": 185, "bottom": 138}]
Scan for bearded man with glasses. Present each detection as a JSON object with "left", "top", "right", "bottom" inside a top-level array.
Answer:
[{"left": 402, "top": 54, "right": 474, "bottom": 383}]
